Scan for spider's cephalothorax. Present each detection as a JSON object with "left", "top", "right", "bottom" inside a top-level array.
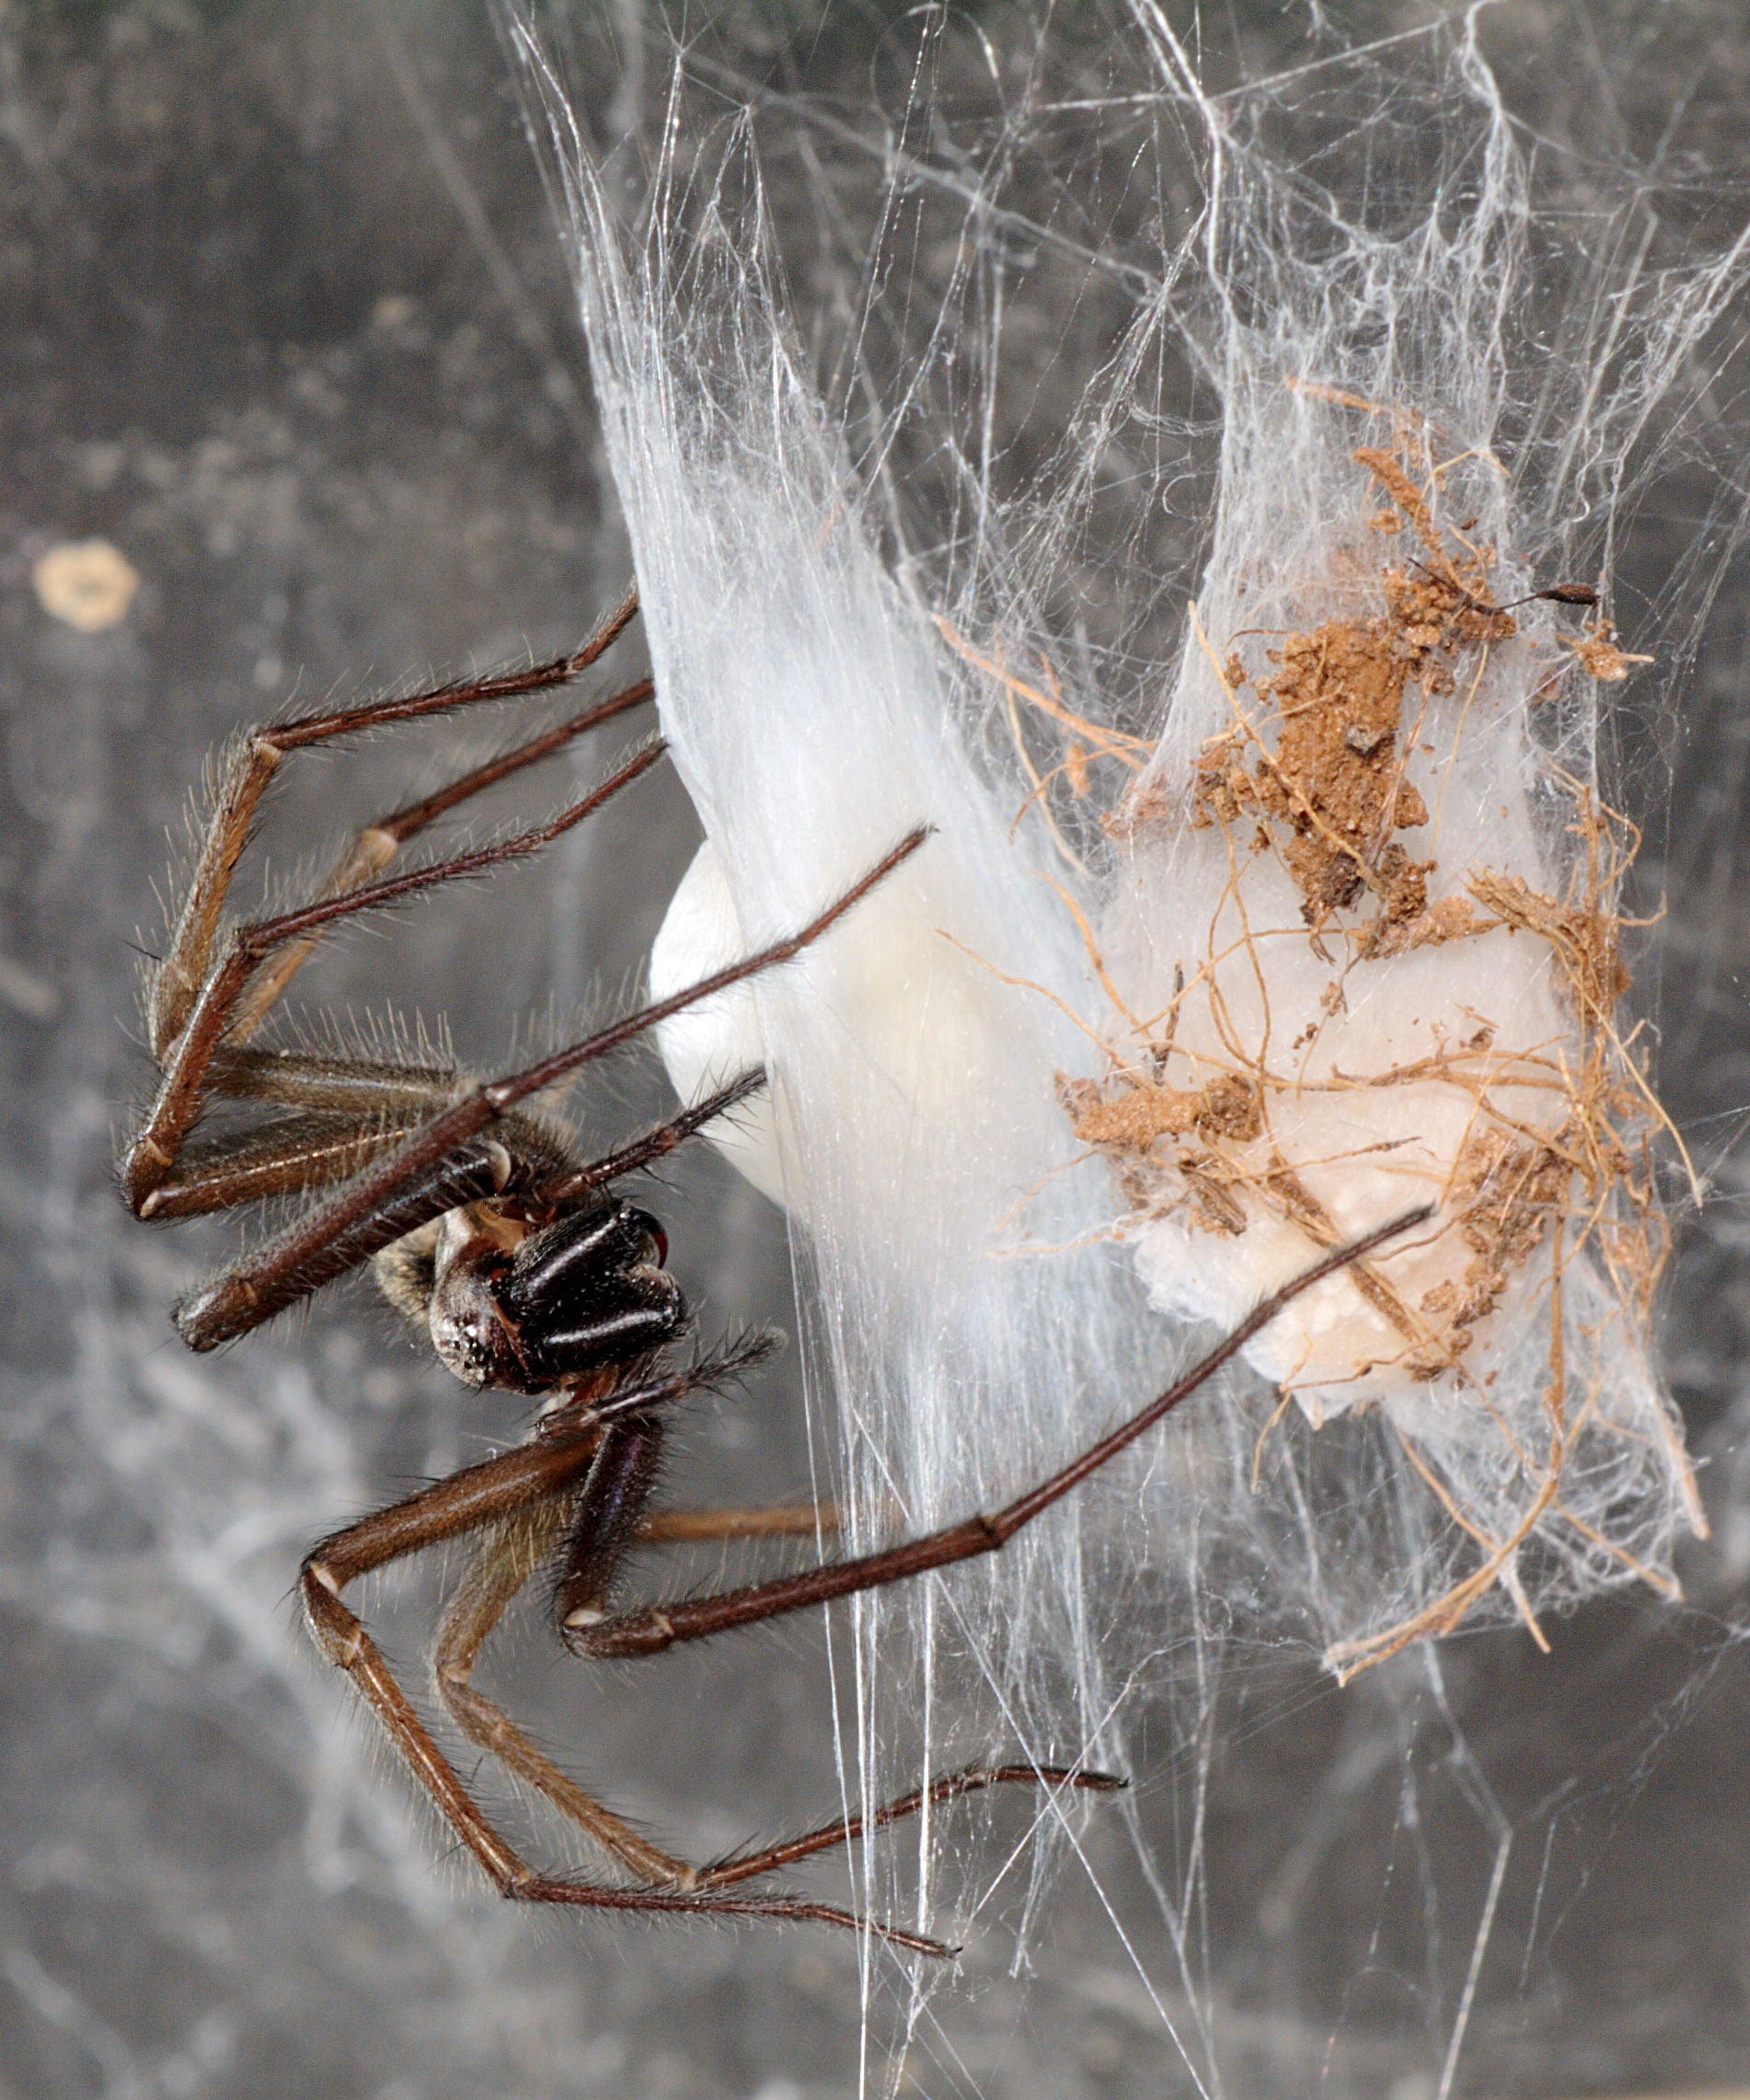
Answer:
[
  {"left": 121, "top": 587, "right": 1401, "bottom": 1951},
  {"left": 376, "top": 1189, "right": 683, "bottom": 1396}
]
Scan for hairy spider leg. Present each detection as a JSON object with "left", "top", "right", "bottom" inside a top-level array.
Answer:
[
  {"left": 130, "top": 586, "right": 644, "bottom": 1209},
  {"left": 137, "top": 658, "right": 699, "bottom": 1226},
  {"left": 694, "top": 1766, "right": 1125, "bottom": 1894},
  {"left": 553, "top": 1414, "right": 671, "bottom": 1624},
  {"left": 226, "top": 668, "right": 654, "bottom": 1043},
  {"left": 638, "top": 1500, "right": 839, "bottom": 1542},
  {"left": 431, "top": 1487, "right": 703, "bottom": 1889},
  {"left": 138, "top": 1109, "right": 451, "bottom": 1224},
  {"left": 137, "top": 1041, "right": 550, "bottom": 1221},
  {"left": 171, "top": 828, "right": 929, "bottom": 1351},
  {"left": 300, "top": 1212, "right": 1428, "bottom": 1953},
  {"left": 570, "top": 1206, "right": 1437, "bottom": 1661},
  {"left": 124, "top": 736, "right": 665, "bottom": 1218},
  {"left": 547, "top": 1414, "right": 1123, "bottom": 1889},
  {"left": 298, "top": 1416, "right": 954, "bottom": 1955},
  {"left": 432, "top": 1475, "right": 1115, "bottom": 1901},
  {"left": 532, "top": 1064, "right": 768, "bottom": 1208},
  {"left": 133, "top": 684, "right": 678, "bottom": 1222},
  {"left": 149, "top": 585, "right": 639, "bottom": 1065}
]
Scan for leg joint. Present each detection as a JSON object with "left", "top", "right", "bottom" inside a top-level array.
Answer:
[{"left": 298, "top": 1557, "right": 368, "bottom": 1667}]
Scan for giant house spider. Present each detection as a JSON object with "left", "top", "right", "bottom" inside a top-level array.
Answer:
[{"left": 121, "top": 589, "right": 1421, "bottom": 1954}]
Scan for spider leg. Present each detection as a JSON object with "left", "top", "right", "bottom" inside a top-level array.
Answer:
[
  {"left": 299, "top": 1429, "right": 954, "bottom": 1955},
  {"left": 142, "top": 1103, "right": 570, "bottom": 1224},
  {"left": 535, "top": 1066, "right": 768, "bottom": 1206},
  {"left": 169, "top": 829, "right": 927, "bottom": 1350},
  {"left": 430, "top": 1486, "right": 702, "bottom": 1890},
  {"left": 694, "top": 1765, "right": 1126, "bottom": 1893},
  {"left": 226, "top": 669, "right": 653, "bottom": 1044},
  {"left": 143, "top": 1035, "right": 581, "bottom": 1223},
  {"left": 568, "top": 1206, "right": 1436, "bottom": 1665},
  {"left": 637, "top": 1500, "right": 839, "bottom": 1543},
  {"left": 300, "top": 1431, "right": 604, "bottom": 1895},
  {"left": 140, "top": 1045, "right": 470, "bottom": 1220},
  {"left": 136, "top": 1112, "right": 433, "bottom": 1221},
  {"left": 489, "top": 1223, "right": 1428, "bottom": 1915},
  {"left": 443, "top": 1412, "right": 1102, "bottom": 1921},
  {"left": 560, "top": 1475, "right": 1122, "bottom": 1895},
  {"left": 151, "top": 586, "right": 639, "bottom": 1061},
  {"left": 206, "top": 1044, "right": 461, "bottom": 1114},
  {"left": 125, "top": 736, "right": 664, "bottom": 1217},
  {"left": 172, "top": 1140, "right": 520, "bottom": 1345}
]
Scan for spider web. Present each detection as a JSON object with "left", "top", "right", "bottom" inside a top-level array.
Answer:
[
  {"left": 514, "top": 2, "right": 1750, "bottom": 2092},
  {"left": 5, "top": 4, "right": 1750, "bottom": 2096}
]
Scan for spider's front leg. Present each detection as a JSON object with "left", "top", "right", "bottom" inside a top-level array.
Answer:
[
  {"left": 165, "top": 830, "right": 928, "bottom": 1353},
  {"left": 564, "top": 1220, "right": 1437, "bottom": 1661},
  {"left": 295, "top": 1156, "right": 1424, "bottom": 1951},
  {"left": 510, "top": 1218, "right": 1427, "bottom": 1926},
  {"left": 402, "top": 1370, "right": 1112, "bottom": 1950}
]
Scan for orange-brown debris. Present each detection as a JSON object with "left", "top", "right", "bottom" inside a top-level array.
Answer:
[
  {"left": 1060, "top": 425, "right": 1682, "bottom": 1673},
  {"left": 1560, "top": 618, "right": 1652, "bottom": 682},
  {"left": 1189, "top": 455, "right": 1515, "bottom": 932},
  {"left": 1059, "top": 1070, "right": 1262, "bottom": 1150}
]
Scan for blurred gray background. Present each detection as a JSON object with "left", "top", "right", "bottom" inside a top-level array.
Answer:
[{"left": 3, "top": 4, "right": 1750, "bottom": 2097}]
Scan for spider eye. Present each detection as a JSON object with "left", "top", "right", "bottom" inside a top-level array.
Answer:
[{"left": 645, "top": 1222, "right": 669, "bottom": 1270}]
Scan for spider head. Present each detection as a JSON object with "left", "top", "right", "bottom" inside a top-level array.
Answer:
[{"left": 426, "top": 1197, "right": 684, "bottom": 1395}]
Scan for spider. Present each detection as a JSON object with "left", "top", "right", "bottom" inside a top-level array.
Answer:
[{"left": 121, "top": 588, "right": 1420, "bottom": 1954}]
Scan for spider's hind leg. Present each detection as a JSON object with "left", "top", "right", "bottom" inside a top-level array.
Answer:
[
  {"left": 300, "top": 1428, "right": 950, "bottom": 1951},
  {"left": 138, "top": 1045, "right": 478, "bottom": 1221},
  {"left": 124, "top": 736, "right": 663, "bottom": 1219},
  {"left": 225, "top": 656, "right": 654, "bottom": 1044},
  {"left": 129, "top": 584, "right": 652, "bottom": 1220},
  {"left": 431, "top": 1475, "right": 699, "bottom": 1891},
  {"left": 158, "top": 835, "right": 926, "bottom": 1349}
]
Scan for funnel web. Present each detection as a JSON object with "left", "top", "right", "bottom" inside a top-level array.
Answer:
[{"left": 512, "top": 3, "right": 1750, "bottom": 2087}]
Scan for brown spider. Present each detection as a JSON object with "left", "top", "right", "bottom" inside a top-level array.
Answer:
[{"left": 121, "top": 588, "right": 1421, "bottom": 1954}]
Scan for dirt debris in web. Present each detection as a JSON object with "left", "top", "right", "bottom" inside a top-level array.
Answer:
[
  {"left": 1042, "top": 429, "right": 1689, "bottom": 1670},
  {"left": 1187, "top": 445, "right": 1516, "bottom": 936}
]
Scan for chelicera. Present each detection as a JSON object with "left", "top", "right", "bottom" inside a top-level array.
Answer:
[{"left": 121, "top": 588, "right": 1413, "bottom": 1952}]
